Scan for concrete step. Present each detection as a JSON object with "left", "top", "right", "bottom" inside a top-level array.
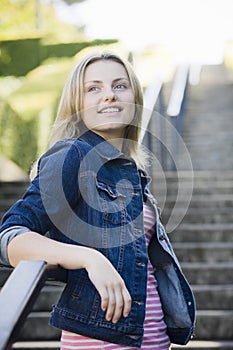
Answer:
[
  {"left": 0, "top": 181, "right": 28, "bottom": 199},
  {"left": 0, "top": 198, "right": 22, "bottom": 211},
  {"left": 173, "top": 242, "right": 233, "bottom": 262},
  {"left": 158, "top": 184, "right": 233, "bottom": 196},
  {"left": 192, "top": 284, "right": 233, "bottom": 310},
  {"left": 180, "top": 262, "right": 233, "bottom": 284},
  {"left": 182, "top": 122, "right": 233, "bottom": 139},
  {"left": 32, "top": 285, "right": 64, "bottom": 312},
  {"left": 163, "top": 194, "right": 233, "bottom": 208},
  {"left": 176, "top": 155, "right": 233, "bottom": 172},
  {"left": 172, "top": 340, "right": 233, "bottom": 349},
  {"left": 194, "top": 310, "right": 233, "bottom": 340},
  {"left": 162, "top": 208, "right": 233, "bottom": 224},
  {"left": 156, "top": 185, "right": 233, "bottom": 201},
  {"left": 155, "top": 171, "right": 233, "bottom": 182},
  {"left": 18, "top": 312, "right": 61, "bottom": 341},
  {"left": 0, "top": 267, "right": 12, "bottom": 286},
  {"left": 170, "top": 223, "right": 233, "bottom": 242}
]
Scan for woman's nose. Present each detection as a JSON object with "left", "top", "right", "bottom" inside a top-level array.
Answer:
[{"left": 103, "top": 89, "right": 116, "bottom": 102}]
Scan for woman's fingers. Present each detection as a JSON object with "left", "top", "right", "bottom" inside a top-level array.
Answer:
[
  {"left": 105, "top": 283, "right": 132, "bottom": 323},
  {"left": 84, "top": 250, "right": 132, "bottom": 323},
  {"left": 112, "top": 287, "right": 124, "bottom": 323},
  {"left": 97, "top": 282, "right": 131, "bottom": 323},
  {"left": 105, "top": 288, "right": 116, "bottom": 322},
  {"left": 122, "top": 287, "right": 132, "bottom": 318},
  {"left": 99, "top": 286, "right": 109, "bottom": 312}
]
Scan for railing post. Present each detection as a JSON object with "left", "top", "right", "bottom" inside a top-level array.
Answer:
[{"left": 167, "top": 64, "right": 189, "bottom": 171}]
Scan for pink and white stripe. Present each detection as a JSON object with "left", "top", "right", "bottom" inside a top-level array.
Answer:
[{"left": 60, "top": 202, "right": 171, "bottom": 349}]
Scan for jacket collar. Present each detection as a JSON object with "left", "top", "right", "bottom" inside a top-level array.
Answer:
[{"left": 78, "top": 129, "right": 129, "bottom": 161}]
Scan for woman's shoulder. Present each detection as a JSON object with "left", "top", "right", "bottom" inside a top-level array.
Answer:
[{"left": 42, "top": 137, "right": 92, "bottom": 160}]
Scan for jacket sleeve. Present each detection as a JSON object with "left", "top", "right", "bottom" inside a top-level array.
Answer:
[
  {"left": 0, "top": 226, "right": 30, "bottom": 266},
  {"left": 0, "top": 139, "right": 82, "bottom": 236}
]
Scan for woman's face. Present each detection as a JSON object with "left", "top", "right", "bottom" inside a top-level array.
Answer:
[{"left": 82, "top": 60, "right": 135, "bottom": 140}]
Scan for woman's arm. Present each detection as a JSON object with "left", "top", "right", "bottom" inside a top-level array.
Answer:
[{"left": 8, "top": 231, "right": 132, "bottom": 323}]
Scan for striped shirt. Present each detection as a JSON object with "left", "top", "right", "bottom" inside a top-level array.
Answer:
[{"left": 61, "top": 201, "right": 171, "bottom": 349}]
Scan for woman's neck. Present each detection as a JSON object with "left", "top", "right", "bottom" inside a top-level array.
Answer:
[{"left": 93, "top": 130, "right": 125, "bottom": 151}]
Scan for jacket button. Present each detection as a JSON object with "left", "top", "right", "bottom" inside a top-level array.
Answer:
[
  {"left": 133, "top": 300, "right": 144, "bottom": 306},
  {"left": 159, "top": 234, "right": 165, "bottom": 240}
]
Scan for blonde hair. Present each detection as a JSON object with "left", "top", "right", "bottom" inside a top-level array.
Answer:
[{"left": 49, "top": 51, "right": 149, "bottom": 169}]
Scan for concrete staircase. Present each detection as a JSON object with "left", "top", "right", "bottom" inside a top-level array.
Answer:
[
  {"left": 157, "top": 64, "right": 233, "bottom": 349},
  {"left": 155, "top": 172, "right": 233, "bottom": 350}
]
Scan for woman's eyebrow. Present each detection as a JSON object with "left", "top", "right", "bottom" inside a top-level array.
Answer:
[
  {"left": 84, "top": 77, "right": 129, "bottom": 85},
  {"left": 112, "top": 77, "right": 130, "bottom": 84},
  {"left": 84, "top": 80, "right": 102, "bottom": 85}
]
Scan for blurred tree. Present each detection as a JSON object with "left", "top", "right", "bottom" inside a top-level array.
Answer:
[
  {"left": 0, "top": 0, "right": 36, "bottom": 38},
  {"left": 0, "top": 0, "right": 86, "bottom": 41}
]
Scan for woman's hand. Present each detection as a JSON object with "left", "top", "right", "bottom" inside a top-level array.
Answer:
[{"left": 83, "top": 249, "right": 132, "bottom": 324}]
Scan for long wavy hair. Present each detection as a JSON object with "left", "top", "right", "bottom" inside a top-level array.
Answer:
[{"left": 49, "top": 51, "right": 149, "bottom": 169}]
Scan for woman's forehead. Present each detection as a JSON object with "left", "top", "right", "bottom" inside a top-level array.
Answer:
[{"left": 84, "top": 60, "right": 128, "bottom": 81}]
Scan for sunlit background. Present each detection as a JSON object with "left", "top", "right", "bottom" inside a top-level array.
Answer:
[
  {"left": 1, "top": 0, "right": 233, "bottom": 177},
  {"left": 55, "top": 0, "right": 233, "bottom": 84},
  {"left": 56, "top": 0, "right": 233, "bottom": 64}
]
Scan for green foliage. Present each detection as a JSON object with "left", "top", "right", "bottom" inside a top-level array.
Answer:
[
  {"left": 0, "top": 58, "right": 75, "bottom": 172},
  {"left": 0, "top": 39, "right": 119, "bottom": 172},
  {"left": 0, "top": 97, "right": 38, "bottom": 172},
  {"left": 41, "top": 38, "right": 118, "bottom": 60},
  {"left": 0, "top": 0, "right": 84, "bottom": 41},
  {"left": 0, "top": 0, "right": 119, "bottom": 173},
  {"left": 0, "top": 0, "right": 37, "bottom": 39},
  {"left": 0, "top": 38, "right": 118, "bottom": 77},
  {"left": 0, "top": 38, "right": 41, "bottom": 76}
]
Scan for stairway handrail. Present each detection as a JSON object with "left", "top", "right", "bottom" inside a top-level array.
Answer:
[
  {"left": 167, "top": 64, "right": 189, "bottom": 119},
  {"left": 166, "top": 64, "right": 190, "bottom": 171},
  {"left": 0, "top": 260, "right": 47, "bottom": 350},
  {"left": 139, "top": 74, "right": 163, "bottom": 144}
]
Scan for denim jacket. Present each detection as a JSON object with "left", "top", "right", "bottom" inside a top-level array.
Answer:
[{"left": 0, "top": 130, "right": 195, "bottom": 348}]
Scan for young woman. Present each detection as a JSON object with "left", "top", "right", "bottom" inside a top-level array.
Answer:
[{"left": 0, "top": 51, "right": 195, "bottom": 349}]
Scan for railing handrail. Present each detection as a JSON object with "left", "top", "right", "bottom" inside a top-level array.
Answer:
[
  {"left": 0, "top": 260, "right": 47, "bottom": 350},
  {"left": 139, "top": 75, "right": 164, "bottom": 144},
  {"left": 167, "top": 64, "right": 189, "bottom": 118}
]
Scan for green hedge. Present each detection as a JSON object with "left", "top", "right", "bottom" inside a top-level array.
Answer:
[
  {"left": 41, "top": 39, "right": 118, "bottom": 60},
  {"left": 0, "top": 38, "right": 41, "bottom": 76},
  {"left": 0, "top": 38, "right": 118, "bottom": 77},
  {"left": 0, "top": 97, "right": 38, "bottom": 172},
  {"left": 0, "top": 38, "right": 118, "bottom": 172}
]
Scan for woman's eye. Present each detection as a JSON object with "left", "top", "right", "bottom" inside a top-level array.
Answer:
[
  {"left": 88, "top": 86, "right": 99, "bottom": 92},
  {"left": 114, "top": 83, "right": 127, "bottom": 90}
]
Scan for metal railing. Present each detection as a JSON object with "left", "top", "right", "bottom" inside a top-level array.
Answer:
[
  {"left": 167, "top": 64, "right": 190, "bottom": 171},
  {"left": 0, "top": 261, "right": 47, "bottom": 350},
  {"left": 139, "top": 74, "right": 166, "bottom": 169},
  {"left": 140, "top": 64, "right": 190, "bottom": 171},
  {"left": 167, "top": 64, "right": 189, "bottom": 132}
]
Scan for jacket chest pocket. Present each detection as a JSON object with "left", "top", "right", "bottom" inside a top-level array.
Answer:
[{"left": 96, "top": 181, "right": 126, "bottom": 225}]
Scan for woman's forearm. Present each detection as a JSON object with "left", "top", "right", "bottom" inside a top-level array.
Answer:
[
  {"left": 8, "top": 231, "right": 93, "bottom": 269},
  {"left": 7, "top": 231, "right": 132, "bottom": 323}
]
